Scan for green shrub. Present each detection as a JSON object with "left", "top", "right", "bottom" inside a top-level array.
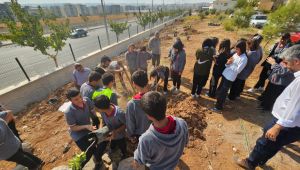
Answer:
[
  {"left": 210, "top": 9, "right": 217, "bottom": 15},
  {"left": 232, "top": 6, "right": 255, "bottom": 28},
  {"left": 198, "top": 12, "right": 205, "bottom": 20},
  {"left": 263, "top": 0, "right": 300, "bottom": 40},
  {"left": 217, "top": 14, "right": 226, "bottom": 21},
  {"left": 223, "top": 19, "right": 235, "bottom": 31},
  {"left": 204, "top": 11, "right": 209, "bottom": 16},
  {"left": 225, "top": 9, "right": 234, "bottom": 15}
]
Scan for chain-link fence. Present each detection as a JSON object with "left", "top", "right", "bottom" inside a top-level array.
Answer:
[{"left": 0, "top": 16, "right": 176, "bottom": 92}]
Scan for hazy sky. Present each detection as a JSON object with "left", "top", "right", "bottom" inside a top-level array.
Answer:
[{"left": 0, "top": 0, "right": 213, "bottom": 4}]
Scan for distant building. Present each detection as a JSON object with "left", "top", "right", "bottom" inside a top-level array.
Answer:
[
  {"left": 0, "top": 2, "right": 14, "bottom": 21},
  {"left": 88, "top": 6, "right": 100, "bottom": 16},
  {"left": 76, "top": 4, "right": 89, "bottom": 16},
  {"left": 64, "top": 3, "right": 78, "bottom": 17},
  {"left": 48, "top": 6, "right": 64, "bottom": 18},
  {"left": 210, "top": 0, "right": 237, "bottom": 11},
  {"left": 124, "top": 5, "right": 137, "bottom": 12},
  {"left": 23, "top": 6, "right": 40, "bottom": 17},
  {"left": 105, "top": 5, "right": 121, "bottom": 14}
]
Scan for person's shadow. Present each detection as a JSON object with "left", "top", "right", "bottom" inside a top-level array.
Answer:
[
  {"left": 280, "top": 143, "right": 300, "bottom": 164},
  {"left": 176, "top": 159, "right": 190, "bottom": 170}
]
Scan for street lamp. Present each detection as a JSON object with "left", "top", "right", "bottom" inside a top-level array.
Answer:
[{"left": 100, "top": 0, "right": 110, "bottom": 45}]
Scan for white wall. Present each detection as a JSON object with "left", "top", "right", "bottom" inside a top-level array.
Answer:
[
  {"left": 211, "top": 0, "right": 237, "bottom": 11},
  {"left": 0, "top": 17, "right": 179, "bottom": 113}
]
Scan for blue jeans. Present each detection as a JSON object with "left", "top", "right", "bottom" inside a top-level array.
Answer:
[{"left": 247, "top": 117, "right": 300, "bottom": 167}]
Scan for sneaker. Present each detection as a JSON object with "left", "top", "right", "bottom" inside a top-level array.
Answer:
[
  {"left": 191, "top": 94, "right": 196, "bottom": 99},
  {"left": 93, "top": 161, "right": 103, "bottom": 170},
  {"left": 257, "top": 87, "right": 264, "bottom": 92},
  {"left": 210, "top": 107, "right": 222, "bottom": 113},
  {"left": 247, "top": 88, "right": 255, "bottom": 93},
  {"left": 234, "top": 157, "right": 255, "bottom": 170},
  {"left": 163, "top": 91, "right": 168, "bottom": 95},
  {"left": 173, "top": 88, "right": 180, "bottom": 94},
  {"left": 170, "top": 86, "right": 176, "bottom": 91},
  {"left": 195, "top": 94, "right": 200, "bottom": 98},
  {"left": 236, "top": 96, "right": 241, "bottom": 100}
]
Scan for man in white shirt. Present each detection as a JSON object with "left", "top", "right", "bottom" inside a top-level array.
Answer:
[{"left": 236, "top": 45, "right": 300, "bottom": 169}]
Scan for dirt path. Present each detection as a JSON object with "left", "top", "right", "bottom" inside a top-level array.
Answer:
[{"left": 1, "top": 16, "right": 299, "bottom": 170}]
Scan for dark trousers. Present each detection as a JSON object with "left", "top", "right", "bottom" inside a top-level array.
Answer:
[
  {"left": 7, "top": 147, "right": 43, "bottom": 170},
  {"left": 8, "top": 120, "right": 22, "bottom": 142},
  {"left": 111, "top": 138, "right": 127, "bottom": 156},
  {"left": 191, "top": 73, "right": 209, "bottom": 95},
  {"left": 171, "top": 71, "right": 182, "bottom": 89},
  {"left": 215, "top": 77, "right": 233, "bottom": 110},
  {"left": 75, "top": 135, "right": 107, "bottom": 167},
  {"left": 163, "top": 67, "right": 170, "bottom": 92},
  {"left": 91, "top": 114, "right": 100, "bottom": 129},
  {"left": 228, "top": 78, "right": 245, "bottom": 100},
  {"left": 260, "top": 83, "right": 286, "bottom": 110},
  {"left": 247, "top": 117, "right": 300, "bottom": 167},
  {"left": 254, "top": 65, "right": 270, "bottom": 89},
  {"left": 152, "top": 54, "right": 161, "bottom": 67},
  {"left": 208, "top": 73, "right": 222, "bottom": 97}
]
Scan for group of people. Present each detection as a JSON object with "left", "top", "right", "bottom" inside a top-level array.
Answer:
[{"left": 1, "top": 28, "right": 300, "bottom": 170}]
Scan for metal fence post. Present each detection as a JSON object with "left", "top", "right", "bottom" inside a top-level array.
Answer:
[
  {"left": 69, "top": 43, "right": 76, "bottom": 62},
  {"left": 15, "top": 57, "right": 30, "bottom": 82},
  {"left": 97, "top": 36, "right": 102, "bottom": 50},
  {"left": 128, "top": 27, "right": 131, "bottom": 38}
]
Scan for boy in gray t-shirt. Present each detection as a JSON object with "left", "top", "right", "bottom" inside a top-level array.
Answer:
[
  {"left": 94, "top": 95, "right": 127, "bottom": 159},
  {"left": 64, "top": 89, "right": 107, "bottom": 169}
]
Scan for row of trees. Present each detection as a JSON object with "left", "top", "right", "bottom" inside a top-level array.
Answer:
[
  {"left": 108, "top": 8, "right": 183, "bottom": 43},
  {"left": 0, "top": 0, "right": 183, "bottom": 68}
]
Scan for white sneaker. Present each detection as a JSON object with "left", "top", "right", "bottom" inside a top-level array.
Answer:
[
  {"left": 163, "top": 91, "right": 168, "bottom": 95},
  {"left": 171, "top": 86, "right": 176, "bottom": 91},
  {"left": 191, "top": 94, "right": 196, "bottom": 98},
  {"left": 195, "top": 94, "right": 200, "bottom": 98},
  {"left": 247, "top": 88, "right": 255, "bottom": 93},
  {"left": 173, "top": 88, "right": 180, "bottom": 94}
]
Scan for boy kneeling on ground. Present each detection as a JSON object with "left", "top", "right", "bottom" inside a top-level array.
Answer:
[
  {"left": 134, "top": 91, "right": 189, "bottom": 169},
  {"left": 94, "top": 95, "right": 127, "bottom": 160}
]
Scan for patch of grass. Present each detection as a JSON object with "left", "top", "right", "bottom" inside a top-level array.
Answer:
[{"left": 223, "top": 19, "right": 235, "bottom": 31}]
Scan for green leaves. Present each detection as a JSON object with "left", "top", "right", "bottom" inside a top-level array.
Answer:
[
  {"left": 69, "top": 152, "right": 86, "bottom": 170},
  {"left": 109, "top": 20, "right": 128, "bottom": 35},
  {"left": 0, "top": 0, "right": 70, "bottom": 67},
  {"left": 109, "top": 20, "right": 128, "bottom": 41},
  {"left": 232, "top": 6, "right": 255, "bottom": 28},
  {"left": 263, "top": 0, "right": 300, "bottom": 40},
  {"left": 136, "top": 12, "right": 152, "bottom": 30}
]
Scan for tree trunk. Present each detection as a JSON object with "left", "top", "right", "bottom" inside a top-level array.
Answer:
[
  {"left": 116, "top": 33, "right": 119, "bottom": 42},
  {"left": 53, "top": 57, "right": 58, "bottom": 68}
]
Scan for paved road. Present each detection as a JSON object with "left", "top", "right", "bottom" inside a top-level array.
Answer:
[{"left": 0, "top": 18, "right": 170, "bottom": 91}]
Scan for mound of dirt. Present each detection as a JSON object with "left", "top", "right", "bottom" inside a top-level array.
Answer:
[{"left": 167, "top": 93, "right": 208, "bottom": 140}]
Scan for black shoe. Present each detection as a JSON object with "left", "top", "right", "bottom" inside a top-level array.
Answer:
[{"left": 93, "top": 161, "right": 103, "bottom": 170}]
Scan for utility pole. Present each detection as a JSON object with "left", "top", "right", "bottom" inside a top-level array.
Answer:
[
  {"left": 152, "top": 0, "right": 154, "bottom": 12},
  {"left": 100, "top": 0, "right": 110, "bottom": 45},
  {"left": 163, "top": 0, "right": 165, "bottom": 11}
]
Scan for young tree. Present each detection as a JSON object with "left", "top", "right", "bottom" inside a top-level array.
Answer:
[
  {"left": 150, "top": 11, "right": 159, "bottom": 26},
  {"left": 80, "top": 15, "right": 89, "bottom": 29},
  {"left": 0, "top": 0, "right": 70, "bottom": 68},
  {"left": 263, "top": 0, "right": 300, "bottom": 41},
  {"left": 108, "top": 20, "right": 128, "bottom": 42},
  {"left": 136, "top": 10, "right": 151, "bottom": 31},
  {"left": 157, "top": 9, "right": 165, "bottom": 23}
]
